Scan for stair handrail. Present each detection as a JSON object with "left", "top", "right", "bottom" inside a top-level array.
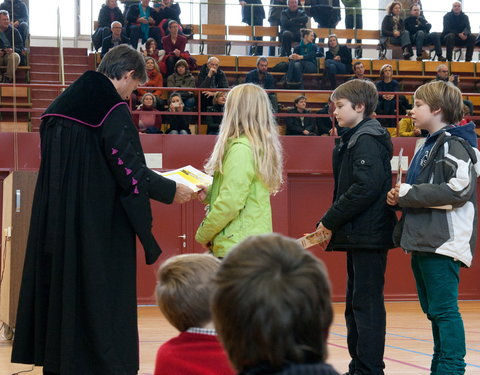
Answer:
[{"left": 57, "top": 6, "right": 65, "bottom": 87}]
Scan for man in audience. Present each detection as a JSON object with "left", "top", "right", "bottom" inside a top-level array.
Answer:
[
  {"left": 341, "top": 0, "right": 363, "bottom": 58},
  {"left": 211, "top": 233, "right": 339, "bottom": 375},
  {"left": 349, "top": 61, "right": 370, "bottom": 81},
  {"left": 245, "top": 57, "right": 278, "bottom": 112},
  {"left": 309, "top": 0, "right": 341, "bottom": 44},
  {"left": 0, "top": 0, "right": 28, "bottom": 43},
  {"left": 434, "top": 63, "right": 474, "bottom": 115},
  {"left": 405, "top": 4, "right": 445, "bottom": 61},
  {"left": 441, "top": 1, "right": 475, "bottom": 62},
  {"left": 0, "top": 10, "right": 23, "bottom": 83},
  {"left": 101, "top": 21, "right": 130, "bottom": 58},
  {"left": 279, "top": 0, "right": 308, "bottom": 56},
  {"left": 268, "top": 0, "right": 287, "bottom": 56},
  {"left": 198, "top": 56, "right": 228, "bottom": 112},
  {"left": 240, "top": 0, "right": 265, "bottom": 56}
]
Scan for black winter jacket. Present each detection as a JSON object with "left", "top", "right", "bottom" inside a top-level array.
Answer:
[
  {"left": 321, "top": 118, "right": 396, "bottom": 250},
  {"left": 325, "top": 45, "right": 352, "bottom": 72},
  {"left": 97, "top": 4, "right": 124, "bottom": 28},
  {"left": 381, "top": 15, "right": 406, "bottom": 37},
  {"left": 0, "top": 0, "right": 28, "bottom": 24},
  {"left": 404, "top": 15, "right": 431, "bottom": 36},
  {"left": 442, "top": 11, "right": 471, "bottom": 39}
]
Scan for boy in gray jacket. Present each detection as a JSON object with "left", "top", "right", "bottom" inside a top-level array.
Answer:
[{"left": 387, "top": 80, "right": 479, "bottom": 375}]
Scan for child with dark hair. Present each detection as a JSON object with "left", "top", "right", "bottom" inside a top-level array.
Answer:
[
  {"left": 316, "top": 79, "right": 397, "bottom": 375},
  {"left": 211, "top": 233, "right": 339, "bottom": 375},
  {"left": 155, "top": 254, "right": 234, "bottom": 375},
  {"left": 206, "top": 91, "right": 226, "bottom": 135},
  {"left": 164, "top": 92, "right": 190, "bottom": 134}
]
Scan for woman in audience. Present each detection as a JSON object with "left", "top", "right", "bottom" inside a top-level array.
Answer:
[
  {"left": 92, "top": 0, "right": 124, "bottom": 51},
  {"left": 137, "top": 56, "right": 166, "bottom": 110},
  {"left": 167, "top": 59, "right": 196, "bottom": 111},
  {"left": 324, "top": 34, "right": 352, "bottom": 89},
  {"left": 285, "top": 28, "right": 318, "bottom": 89},
  {"left": 142, "top": 37, "right": 165, "bottom": 63},
  {"left": 153, "top": 0, "right": 183, "bottom": 36},
  {"left": 381, "top": 1, "right": 413, "bottom": 60},
  {"left": 133, "top": 93, "right": 163, "bottom": 134},
  {"left": 285, "top": 95, "right": 317, "bottom": 135},
  {"left": 164, "top": 92, "right": 190, "bottom": 134},
  {"left": 206, "top": 91, "right": 226, "bottom": 135},
  {"left": 375, "top": 63, "right": 401, "bottom": 128},
  {"left": 162, "top": 20, "right": 191, "bottom": 76}
]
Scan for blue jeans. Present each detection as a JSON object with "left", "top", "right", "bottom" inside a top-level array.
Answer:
[
  {"left": 411, "top": 252, "right": 466, "bottom": 375},
  {"left": 324, "top": 59, "right": 348, "bottom": 88},
  {"left": 286, "top": 60, "right": 317, "bottom": 86},
  {"left": 346, "top": 249, "right": 387, "bottom": 375}
]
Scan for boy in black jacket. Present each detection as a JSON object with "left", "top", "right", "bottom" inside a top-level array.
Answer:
[{"left": 317, "top": 79, "right": 396, "bottom": 375}]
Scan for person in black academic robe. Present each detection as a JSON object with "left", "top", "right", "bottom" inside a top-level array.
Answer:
[{"left": 11, "top": 45, "right": 194, "bottom": 375}]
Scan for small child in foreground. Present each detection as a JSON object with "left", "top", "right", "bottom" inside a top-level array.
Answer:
[
  {"left": 387, "top": 80, "right": 479, "bottom": 375},
  {"left": 211, "top": 233, "right": 339, "bottom": 375},
  {"left": 154, "top": 254, "right": 234, "bottom": 375}
]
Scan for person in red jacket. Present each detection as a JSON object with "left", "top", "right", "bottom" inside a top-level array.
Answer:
[
  {"left": 154, "top": 254, "right": 235, "bottom": 375},
  {"left": 137, "top": 56, "right": 165, "bottom": 109}
]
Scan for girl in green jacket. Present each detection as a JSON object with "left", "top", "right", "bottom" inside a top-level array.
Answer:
[{"left": 195, "top": 83, "right": 283, "bottom": 258}]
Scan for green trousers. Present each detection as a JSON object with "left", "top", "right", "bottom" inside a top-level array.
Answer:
[{"left": 411, "top": 252, "right": 466, "bottom": 375}]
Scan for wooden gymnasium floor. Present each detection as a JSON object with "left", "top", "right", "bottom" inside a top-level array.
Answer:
[{"left": 1, "top": 301, "right": 479, "bottom": 375}]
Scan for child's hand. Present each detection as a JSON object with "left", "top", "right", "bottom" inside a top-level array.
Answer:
[
  {"left": 196, "top": 184, "right": 208, "bottom": 202},
  {"left": 386, "top": 184, "right": 400, "bottom": 206}
]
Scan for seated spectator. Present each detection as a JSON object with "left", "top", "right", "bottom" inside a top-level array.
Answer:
[
  {"left": 198, "top": 56, "right": 228, "bottom": 113},
  {"left": 434, "top": 63, "right": 474, "bottom": 115},
  {"left": 154, "top": 253, "right": 235, "bottom": 375},
  {"left": 137, "top": 56, "right": 166, "bottom": 110},
  {"left": 441, "top": 1, "right": 475, "bottom": 62},
  {"left": 101, "top": 21, "right": 130, "bottom": 58},
  {"left": 240, "top": 0, "right": 265, "bottom": 56},
  {"left": 0, "top": 10, "right": 23, "bottom": 83},
  {"left": 285, "top": 28, "right": 318, "bottom": 89},
  {"left": 380, "top": 1, "right": 413, "bottom": 60},
  {"left": 162, "top": 20, "right": 192, "bottom": 76},
  {"left": 398, "top": 109, "right": 425, "bottom": 136},
  {"left": 152, "top": 0, "right": 182, "bottom": 37},
  {"left": 324, "top": 34, "right": 352, "bottom": 89},
  {"left": 349, "top": 61, "right": 369, "bottom": 81},
  {"left": 142, "top": 37, "right": 165, "bottom": 63},
  {"left": 167, "top": 59, "right": 196, "bottom": 111},
  {"left": 92, "top": 0, "right": 124, "bottom": 51},
  {"left": 267, "top": 0, "right": 287, "bottom": 56},
  {"left": 404, "top": 4, "right": 445, "bottom": 61},
  {"left": 245, "top": 57, "right": 278, "bottom": 112},
  {"left": 376, "top": 63, "right": 401, "bottom": 128},
  {"left": 286, "top": 95, "right": 317, "bottom": 135},
  {"left": 279, "top": 0, "right": 308, "bottom": 56},
  {"left": 206, "top": 91, "right": 226, "bottom": 135},
  {"left": 458, "top": 104, "right": 472, "bottom": 126},
  {"left": 133, "top": 93, "right": 163, "bottom": 133},
  {"left": 341, "top": 0, "right": 363, "bottom": 58},
  {"left": 211, "top": 233, "right": 339, "bottom": 375},
  {"left": 0, "top": 0, "right": 28, "bottom": 45},
  {"left": 165, "top": 92, "right": 190, "bottom": 134},
  {"left": 126, "top": 0, "right": 162, "bottom": 49}
]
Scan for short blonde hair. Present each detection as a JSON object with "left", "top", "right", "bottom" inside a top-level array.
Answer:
[
  {"left": 156, "top": 254, "right": 221, "bottom": 331},
  {"left": 379, "top": 64, "right": 393, "bottom": 80},
  {"left": 204, "top": 83, "right": 283, "bottom": 193},
  {"left": 331, "top": 79, "right": 378, "bottom": 118},
  {"left": 414, "top": 80, "right": 463, "bottom": 125}
]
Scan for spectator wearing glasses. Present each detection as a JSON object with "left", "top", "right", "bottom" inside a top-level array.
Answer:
[{"left": 101, "top": 21, "right": 130, "bottom": 58}]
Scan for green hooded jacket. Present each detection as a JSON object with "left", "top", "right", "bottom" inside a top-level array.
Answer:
[{"left": 195, "top": 136, "right": 272, "bottom": 257}]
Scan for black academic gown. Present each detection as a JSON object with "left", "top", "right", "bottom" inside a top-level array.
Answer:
[{"left": 11, "top": 71, "right": 176, "bottom": 375}]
